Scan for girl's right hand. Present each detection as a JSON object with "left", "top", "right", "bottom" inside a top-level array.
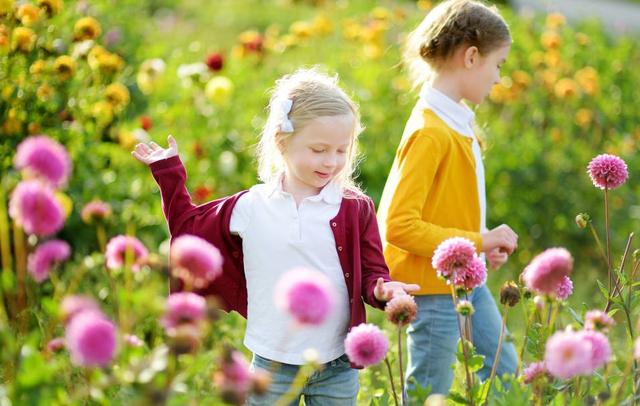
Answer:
[
  {"left": 131, "top": 135, "right": 179, "bottom": 166},
  {"left": 481, "top": 224, "right": 518, "bottom": 255}
]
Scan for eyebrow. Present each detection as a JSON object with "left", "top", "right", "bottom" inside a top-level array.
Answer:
[{"left": 309, "top": 142, "right": 350, "bottom": 148}]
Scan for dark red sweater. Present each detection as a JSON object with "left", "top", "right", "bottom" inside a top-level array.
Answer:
[{"left": 150, "top": 156, "right": 391, "bottom": 331}]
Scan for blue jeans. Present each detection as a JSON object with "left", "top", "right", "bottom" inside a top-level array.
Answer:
[
  {"left": 247, "top": 353, "right": 359, "bottom": 405},
  {"left": 406, "top": 285, "right": 518, "bottom": 396}
]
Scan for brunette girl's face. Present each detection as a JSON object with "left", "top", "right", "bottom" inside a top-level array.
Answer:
[{"left": 462, "top": 43, "right": 511, "bottom": 104}]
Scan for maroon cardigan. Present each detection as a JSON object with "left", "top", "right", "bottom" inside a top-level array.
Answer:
[{"left": 150, "top": 156, "right": 391, "bottom": 331}]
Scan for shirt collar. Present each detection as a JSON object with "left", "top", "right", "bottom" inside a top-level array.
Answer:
[
  {"left": 419, "top": 84, "right": 475, "bottom": 137},
  {"left": 266, "top": 172, "right": 342, "bottom": 205}
]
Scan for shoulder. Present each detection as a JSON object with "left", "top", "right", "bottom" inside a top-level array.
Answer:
[
  {"left": 341, "top": 191, "right": 375, "bottom": 218},
  {"left": 399, "top": 109, "right": 453, "bottom": 156}
]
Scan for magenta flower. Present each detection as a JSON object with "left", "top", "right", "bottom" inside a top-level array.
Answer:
[
  {"left": 584, "top": 310, "right": 615, "bottom": 333},
  {"left": 555, "top": 276, "right": 573, "bottom": 301},
  {"left": 579, "top": 330, "right": 611, "bottom": 371},
  {"left": 450, "top": 256, "right": 487, "bottom": 290},
  {"left": 65, "top": 311, "right": 117, "bottom": 367},
  {"left": 162, "top": 292, "right": 207, "bottom": 330},
  {"left": 522, "top": 361, "right": 547, "bottom": 384},
  {"left": 14, "top": 135, "right": 72, "bottom": 188},
  {"left": 214, "top": 349, "right": 252, "bottom": 404},
  {"left": 105, "top": 235, "right": 149, "bottom": 272},
  {"left": 9, "top": 181, "right": 64, "bottom": 237},
  {"left": 170, "top": 234, "right": 223, "bottom": 289},
  {"left": 522, "top": 248, "right": 573, "bottom": 295},
  {"left": 544, "top": 329, "right": 593, "bottom": 380},
  {"left": 344, "top": 323, "right": 389, "bottom": 367},
  {"left": 81, "top": 200, "right": 112, "bottom": 224},
  {"left": 60, "top": 295, "right": 101, "bottom": 325},
  {"left": 274, "top": 267, "right": 335, "bottom": 326},
  {"left": 587, "top": 154, "right": 628, "bottom": 190},
  {"left": 27, "top": 239, "right": 71, "bottom": 283},
  {"left": 432, "top": 237, "right": 477, "bottom": 279}
]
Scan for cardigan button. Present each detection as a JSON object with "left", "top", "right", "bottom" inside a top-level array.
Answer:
[
  {"left": 232, "top": 251, "right": 240, "bottom": 258},
  {"left": 337, "top": 246, "right": 343, "bottom": 251},
  {"left": 345, "top": 273, "right": 350, "bottom": 278},
  {"left": 331, "top": 222, "right": 337, "bottom": 227},
  {"left": 350, "top": 298, "right": 353, "bottom": 304}
]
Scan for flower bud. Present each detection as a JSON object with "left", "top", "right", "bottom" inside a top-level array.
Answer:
[
  {"left": 456, "top": 300, "right": 474, "bottom": 316},
  {"left": 575, "top": 213, "right": 590, "bottom": 229},
  {"left": 500, "top": 281, "right": 521, "bottom": 307}
]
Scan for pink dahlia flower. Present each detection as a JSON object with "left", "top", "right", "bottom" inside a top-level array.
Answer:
[
  {"left": 14, "top": 135, "right": 72, "bottom": 188},
  {"left": 522, "top": 361, "right": 547, "bottom": 384},
  {"left": 544, "top": 329, "right": 593, "bottom": 380},
  {"left": 214, "top": 349, "right": 252, "bottom": 404},
  {"left": 579, "top": 330, "right": 611, "bottom": 371},
  {"left": 27, "top": 239, "right": 71, "bottom": 283},
  {"left": 162, "top": 292, "right": 207, "bottom": 330},
  {"left": 555, "top": 276, "right": 573, "bottom": 301},
  {"left": 274, "top": 267, "right": 335, "bottom": 326},
  {"left": 385, "top": 294, "right": 417, "bottom": 326},
  {"left": 65, "top": 311, "right": 117, "bottom": 367},
  {"left": 584, "top": 310, "right": 615, "bottom": 333},
  {"left": 105, "top": 235, "right": 148, "bottom": 272},
  {"left": 344, "top": 323, "right": 389, "bottom": 367},
  {"left": 522, "top": 248, "right": 573, "bottom": 295},
  {"left": 170, "top": 234, "right": 223, "bottom": 289},
  {"left": 587, "top": 154, "right": 628, "bottom": 190},
  {"left": 123, "top": 334, "right": 144, "bottom": 347},
  {"left": 9, "top": 181, "right": 64, "bottom": 237},
  {"left": 80, "top": 200, "right": 112, "bottom": 224},
  {"left": 60, "top": 295, "right": 101, "bottom": 325},
  {"left": 432, "top": 237, "right": 477, "bottom": 279},
  {"left": 46, "top": 337, "right": 66, "bottom": 353},
  {"left": 450, "top": 256, "right": 487, "bottom": 290}
]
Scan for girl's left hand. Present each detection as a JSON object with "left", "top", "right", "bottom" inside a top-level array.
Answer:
[
  {"left": 487, "top": 247, "right": 509, "bottom": 270},
  {"left": 374, "top": 278, "right": 420, "bottom": 302}
]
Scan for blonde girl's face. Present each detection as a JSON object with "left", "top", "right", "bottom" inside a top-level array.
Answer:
[
  {"left": 463, "top": 43, "right": 511, "bottom": 104},
  {"left": 282, "top": 114, "right": 354, "bottom": 196}
]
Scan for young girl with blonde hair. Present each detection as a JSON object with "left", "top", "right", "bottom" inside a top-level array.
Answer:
[
  {"left": 133, "top": 68, "right": 418, "bottom": 405},
  {"left": 377, "top": 0, "right": 519, "bottom": 396}
]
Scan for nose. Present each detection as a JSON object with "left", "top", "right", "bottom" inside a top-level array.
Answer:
[{"left": 323, "top": 153, "right": 338, "bottom": 168}]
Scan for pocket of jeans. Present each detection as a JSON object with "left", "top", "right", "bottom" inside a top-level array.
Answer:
[{"left": 337, "top": 354, "right": 352, "bottom": 367}]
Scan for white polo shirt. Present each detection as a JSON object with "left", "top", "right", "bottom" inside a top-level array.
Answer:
[
  {"left": 229, "top": 175, "right": 350, "bottom": 365},
  {"left": 419, "top": 84, "right": 488, "bottom": 234}
]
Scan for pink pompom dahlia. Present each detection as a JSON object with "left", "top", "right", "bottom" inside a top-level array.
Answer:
[
  {"left": 344, "top": 323, "right": 389, "bottom": 367},
  {"left": 432, "top": 237, "right": 477, "bottom": 280},
  {"left": 162, "top": 292, "right": 207, "bottom": 330},
  {"left": 60, "top": 295, "right": 101, "bottom": 325},
  {"left": 81, "top": 200, "right": 112, "bottom": 224},
  {"left": 522, "top": 248, "right": 573, "bottom": 295},
  {"left": 522, "top": 361, "right": 547, "bottom": 384},
  {"left": 65, "top": 311, "right": 117, "bottom": 367},
  {"left": 105, "top": 235, "right": 149, "bottom": 272},
  {"left": 555, "top": 276, "right": 573, "bottom": 301},
  {"left": 274, "top": 267, "right": 335, "bottom": 326},
  {"left": 27, "top": 239, "right": 71, "bottom": 283},
  {"left": 170, "top": 234, "right": 223, "bottom": 289},
  {"left": 9, "top": 181, "right": 64, "bottom": 237},
  {"left": 587, "top": 154, "right": 628, "bottom": 190},
  {"left": 579, "top": 330, "right": 611, "bottom": 371},
  {"left": 14, "top": 135, "right": 72, "bottom": 188},
  {"left": 544, "top": 329, "right": 593, "bottom": 380},
  {"left": 584, "top": 310, "right": 615, "bottom": 333}
]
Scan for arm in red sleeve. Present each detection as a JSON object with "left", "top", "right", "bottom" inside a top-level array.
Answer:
[{"left": 359, "top": 197, "right": 392, "bottom": 310}]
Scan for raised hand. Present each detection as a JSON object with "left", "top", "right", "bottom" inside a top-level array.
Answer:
[
  {"left": 487, "top": 247, "right": 509, "bottom": 270},
  {"left": 481, "top": 224, "right": 518, "bottom": 255},
  {"left": 374, "top": 277, "right": 420, "bottom": 302},
  {"left": 131, "top": 135, "right": 179, "bottom": 166}
]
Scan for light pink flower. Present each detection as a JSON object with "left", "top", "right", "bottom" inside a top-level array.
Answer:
[
  {"left": 587, "top": 154, "right": 628, "bottom": 190},
  {"left": 9, "top": 181, "right": 64, "bottom": 237},
  {"left": 555, "top": 276, "right": 573, "bottom": 300},
  {"left": 170, "top": 234, "right": 223, "bottom": 289},
  {"left": 579, "top": 330, "right": 611, "bottom": 370},
  {"left": 522, "top": 361, "right": 547, "bottom": 384},
  {"left": 385, "top": 294, "right": 417, "bottom": 326},
  {"left": 14, "top": 135, "right": 72, "bottom": 188},
  {"left": 124, "top": 334, "right": 144, "bottom": 347},
  {"left": 634, "top": 337, "right": 640, "bottom": 360},
  {"left": 47, "top": 337, "right": 66, "bottom": 353},
  {"left": 584, "top": 310, "right": 615, "bottom": 333},
  {"left": 544, "top": 329, "right": 593, "bottom": 379},
  {"left": 60, "top": 295, "right": 100, "bottom": 325},
  {"left": 105, "top": 235, "right": 149, "bottom": 272},
  {"left": 522, "top": 248, "right": 573, "bottom": 295},
  {"left": 81, "top": 200, "right": 112, "bottom": 224},
  {"left": 214, "top": 349, "right": 253, "bottom": 404},
  {"left": 162, "top": 292, "right": 207, "bottom": 330},
  {"left": 432, "top": 237, "right": 477, "bottom": 280},
  {"left": 27, "top": 239, "right": 71, "bottom": 283},
  {"left": 344, "top": 323, "right": 389, "bottom": 367},
  {"left": 274, "top": 267, "right": 335, "bottom": 326},
  {"left": 65, "top": 311, "right": 117, "bottom": 367},
  {"left": 450, "top": 256, "right": 487, "bottom": 290}
]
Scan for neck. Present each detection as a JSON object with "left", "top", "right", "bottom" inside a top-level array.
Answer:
[
  {"left": 429, "top": 72, "right": 464, "bottom": 103},
  {"left": 282, "top": 173, "right": 321, "bottom": 205}
]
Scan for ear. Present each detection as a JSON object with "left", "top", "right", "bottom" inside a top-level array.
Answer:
[
  {"left": 275, "top": 130, "right": 287, "bottom": 154},
  {"left": 463, "top": 46, "right": 479, "bottom": 68}
]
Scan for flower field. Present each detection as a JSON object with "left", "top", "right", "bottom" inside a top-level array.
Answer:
[{"left": 1, "top": 0, "right": 639, "bottom": 404}]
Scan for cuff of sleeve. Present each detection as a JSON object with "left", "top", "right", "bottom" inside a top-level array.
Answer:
[{"left": 149, "top": 155, "right": 182, "bottom": 173}]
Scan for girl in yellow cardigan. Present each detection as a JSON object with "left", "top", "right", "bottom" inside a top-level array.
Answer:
[{"left": 377, "top": 0, "right": 519, "bottom": 396}]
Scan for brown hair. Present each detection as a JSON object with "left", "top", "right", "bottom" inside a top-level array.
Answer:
[{"left": 404, "top": 0, "right": 511, "bottom": 88}]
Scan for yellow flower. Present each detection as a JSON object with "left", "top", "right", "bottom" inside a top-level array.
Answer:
[
  {"left": 88, "top": 45, "right": 123, "bottom": 73},
  {"left": 36, "top": 83, "right": 54, "bottom": 101},
  {"left": 12, "top": 26, "right": 36, "bottom": 52},
  {"left": 574, "top": 66, "right": 599, "bottom": 96},
  {"left": 1, "top": 85, "right": 13, "bottom": 100},
  {"left": 541, "top": 31, "right": 561, "bottom": 50},
  {"left": 0, "top": 0, "right": 15, "bottom": 15},
  {"left": 511, "top": 70, "right": 531, "bottom": 91},
  {"left": 538, "top": 69, "right": 557, "bottom": 91},
  {"left": 290, "top": 21, "right": 313, "bottom": 39},
  {"left": 30, "top": 59, "right": 47, "bottom": 75},
  {"left": 55, "top": 192, "right": 73, "bottom": 218},
  {"left": 343, "top": 19, "right": 362, "bottom": 41},
  {"left": 118, "top": 129, "right": 136, "bottom": 149},
  {"left": 489, "top": 77, "right": 515, "bottom": 103},
  {"left": 574, "top": 108, "right": 593, "bottom": 128},
  {"left": 575, "top": 32, "right": 589, "bottom": 46},
  {"left": 37, "top": 0, "right": 62, "bottom": 16},
  {"left": 105, "top": 83, "right": 130, "bottom": 111},
  {"left": 54, "top": 55, "right": 76, "bottom": 81},
  {"left": 544, "top": 50, "right": 561, "bottom": 68},
  {"left": 391, "top": 76, "right": 411, "bottom": 93},
  {"left": 205, "top": 76, "right": 234, "bottom": 105},
  {"left": 371, "top": 7, "right": 391, "bottom": 22},
  {"left": 74, "top": 17, "right": 101, "bottom": 41},
  {"left": 311, "top": 14, "right": 332, "bottom": 35},
  {"left": 545, "top": 12, "right": 566, "bottom": 29},
  {"left": 363, "top": 43, "right": 383, "bottom": 59},
  {"left": 92, "top": 100, "right": 114, "bottom": 127},
  {"left": 550, "top": 127, "right": 562, "bottom": 143},
  {"left": 529, "top": 51, "right": 545, "bottom": 68},
  {"left": 554, "top": 78, "right": 578, "bottom": 99},
  {"left": 16, "top": 4, "right": 39, "bottom": 26},
  {"left": 417, "top": 0, "right": 432, "bottom": 10},
  {"left": 136, "top": 58, "right": 165, "bottom": 94},
  {"left": 2, "top": 116, "right": 21, "bottom": 135}
]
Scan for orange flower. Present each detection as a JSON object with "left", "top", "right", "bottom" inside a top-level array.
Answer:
[
  {"left": 511, "top": 70, "right": 532, "bottom": 91},
  {"left": 574, "top": 66, "right": 599, "bottom": 96},
  {"left": 545, "top": 12, "right": 566, "bottom": 29},
  {"left": 575, "top": 108, "right": 593, "bottom": 128},
  {"left": 554, "top": 78, "right": 578, "bottom": 99},
  {"left": 74, "top": 17, "right": 101, "bottom": 41},
  {"left": 541, "top": 31, "right": 561, "bottom": 50},
  {"left": 17, "top": 4, "right": 39, "bottom": 26},
  {"left": 575, "top": 32, "right": 589, "bottom": 46},
  {"left": 12, "top": 26, "right": 36, "bottom": 52},
  {"left": 544, "top": 50, "right": 561, "bottom": 68},
  {"left": 36, "top": 83, "right": 54, "bottom": 101}
]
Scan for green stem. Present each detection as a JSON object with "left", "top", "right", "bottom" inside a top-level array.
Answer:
[
  {"left": 451, "top": 285, "right": 474, "bottom": 406},
  {"left": 587, "top": 221, "right": 608, "bottom": 270},
  {"left": 487, "top": 308, "right": 508, "bottom": 400},
  {"left": 605, "top": 232, "right": 634, "bottom": 313},
  {"left": 398, "top": 326, "right": 405, "bottom": 405},
  {"left": 604, "top": 188, "right": 612, "bottom": 290},
  {"left": 384, "top": 357, "right": 400, "bottom": 406}
]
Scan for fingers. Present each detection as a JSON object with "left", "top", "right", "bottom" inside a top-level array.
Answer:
[
  {"left": 403, "top": 283, "right": 420, "bottom": 293},
  {"left": 168, "top": 134, "right": 178, "bottom": 152},
  {"left": 149, "top": 141, "right": 161, "bottom": 151},
  {"left": 131, "top": 150, "right": 147, "bottom": 163},
  {"left": 134, "top": 143, "right": 151, "bottom": 156}
]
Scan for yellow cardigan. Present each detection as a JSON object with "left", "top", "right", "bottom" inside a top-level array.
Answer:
[{"left": 377, "top": 106, "right": 483, "bottom": 295}]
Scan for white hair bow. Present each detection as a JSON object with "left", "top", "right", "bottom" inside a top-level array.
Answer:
[{"left": 273, "top": 97, "right": 294, "bottom": 133}]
